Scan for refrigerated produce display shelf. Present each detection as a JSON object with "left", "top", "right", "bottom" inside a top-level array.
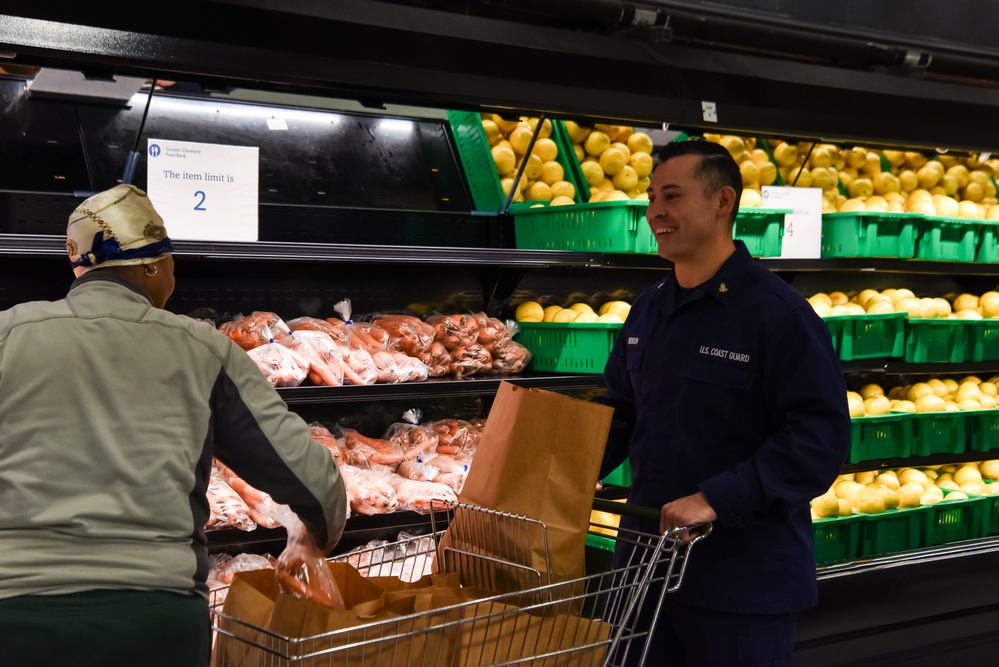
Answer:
[
  {"left": 824, "top": 533, "right": 999, "bottom": 580},
  {"left": 275, "top": 372, "right": 605, "bottom": 404}
]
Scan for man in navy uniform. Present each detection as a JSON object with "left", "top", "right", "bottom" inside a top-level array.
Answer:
[{"left": 597, "top": 140, "right": 850, "bottom": 666}]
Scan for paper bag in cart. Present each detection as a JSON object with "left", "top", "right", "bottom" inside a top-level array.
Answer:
[
  {"left": 214, "top": 562, "right": 480, "bottom": 667},
  {"left": 450, "top": 381, "right": 613, "bottom": 587}
]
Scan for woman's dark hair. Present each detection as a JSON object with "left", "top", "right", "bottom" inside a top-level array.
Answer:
[{"left": 656, "top": 139, "right": 743, "bottom": 224}]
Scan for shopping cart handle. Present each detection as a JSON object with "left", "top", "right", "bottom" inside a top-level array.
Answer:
[{"left": 592, "top": 497, "right": 662, "bottom": 523}]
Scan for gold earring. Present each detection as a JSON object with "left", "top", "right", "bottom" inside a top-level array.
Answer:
[{"left": 144, "top": 264, "right": 158, "bottom": 277}]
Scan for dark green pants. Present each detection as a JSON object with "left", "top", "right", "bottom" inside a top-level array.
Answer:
[{"left": 0, "top": 590, "right": 211, "bottom": 667}]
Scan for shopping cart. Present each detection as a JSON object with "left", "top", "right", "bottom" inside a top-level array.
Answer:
[{"left": 210, "top": 500, "right": 710, "bottom": 667}]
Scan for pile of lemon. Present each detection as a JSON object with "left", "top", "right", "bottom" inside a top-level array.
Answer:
[
  {"left": 808, "top": 288, "right": 999, "bottom": 320},
  {"left": 514, "top": 300, "right": 631, "bottom": 324},
  {"left": 562, "top": 121, "right": 654, "bottom": 202},
  {"left": 483, "top": 114, "right": 578, "bottom": 206},
  {"left": 847, "top": 377, "right": 999, "bottom": 416},
  {"left": 709, "top": 134, "right": 999, "bottom": 218},
  {"left": 812, "top": 461, "right": 999, "bottom": 518}
]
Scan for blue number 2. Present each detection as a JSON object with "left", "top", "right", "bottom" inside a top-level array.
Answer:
[{"left": 194, "top": 191, "right": 207, "bottom": 211}]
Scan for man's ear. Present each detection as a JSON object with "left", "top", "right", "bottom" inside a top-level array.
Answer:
[{"left": 716, "top": 185, "right": 738, "bottom": 222}]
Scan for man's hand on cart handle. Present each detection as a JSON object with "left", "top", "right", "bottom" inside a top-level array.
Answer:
[{"left": 660, "top": 492, "right": 717, "bottom": 542}]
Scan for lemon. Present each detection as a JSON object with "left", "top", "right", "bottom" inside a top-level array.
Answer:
[
  {"left": 604, "top": 190, "right": 630, "bottom": 201},
  {"left": 564, "top": 120, "right": 591, "bottom": 143},
  {"left": 524, "top": 117, "right": 552, "bottom": 139},
  {"left": 811, "top": 494, "right": 840, "bottom": 518},
  {"left": 599, "top": 148, "right": 628, "bottom": 176},
  {"left": 875, "top": 472, "right": 900, "bottom": 491},
  {"left": 573, "top": 143, "right": 585, "bottom": 163},
  {"left": 573, "top": 312, "right": 599, "bottom": 323},
  {"left": 589, "top": 191, "right": 609, "bottom": 203},
  {"left": 525, "top": 182, "right": 553, "bottom": 202},
  {"left": 482, "top": 119, "right": 501, "bottom": 146},
  {"left": 837, "top": 498, "right": 853, "bottom": 516},
  {"left": 523, "top": 154, "right": 543, "bottom": 180},
  {"left": 550, "top": 196, "right": 575, "bottom": 206},
  {"left": 550, "top": 180, "right": 576, "bottom": 200},
  {"left": 584, "top": 131, "right": 610, "bottom": 157},
  {"left": 552, "top": 308, "right": 578, "bottom": 323},
  {"left": 758, "top": 162, "right": 778, "bottom": 186},
  {"left": 612, "top": 165, "right": 639, "bottom": 192},
  {"left": 597, "top": 313, "right": 624, "bottom": 323},
  {"left": 570, "top": 303, "right": 595, "bottom": 314},
  {"left": 491, "top": 146, "right": 516, "bottom": 176},
  {"left": 596, "top": 178, "right": 616, "bottom": 192},
  {"left": 515, "top": 301, "right": 544, "bottom": 322},
  {"left": 532, "top": 138, "right": 559, "bottom": 163},
  {"left": 543, "top": 306, "right": 563, "bottom": 322},
  {"left": 540, "top": 161, "right": 564, "bottom": 185},
  {"left": 509, "top": 124, "right": 534, "bottom": 155},
  {"left": 864, "top": 396, "right": 891, "bottom": 416},
  {"left": 740, "top": 160, "right": 760, "bottom": 186},
  {"left": 630, "top": 152, "right": 653, "bottom": 178},
  {"left": 856, "top": 492, "right": 885, "bottom": 514},
  {"left": 600, "top": 301, "right": 631, "bottom": 320},
  {"left": 580, "top": 160, "right": 605, "bottom": 187},
  {"left": 627, "top": 131, "right": 654, "bottom": 155},
  {"left": 740, "top": 190, "right": 763, "bottom": 207},
  {"left": 491, "top": 114, "right": 519, "bottom": 135},
  {"left": 859, "top": 383, "right": 884, "bottom": 399}
]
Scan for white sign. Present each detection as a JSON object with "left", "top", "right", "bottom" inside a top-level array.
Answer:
[
  {"left": 145, "top": 139, "right": 259, "bottom": 242},
  {"left": 761, "top": 186, "right": 822, "bottom": 259}
]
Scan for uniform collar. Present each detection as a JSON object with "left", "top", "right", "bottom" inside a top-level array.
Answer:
[
  {"left": 653, "top": 240, "right": 753, "bottom": 309},
  {"left": 69, "top": 270, "right": 155, "bottom": 305}
]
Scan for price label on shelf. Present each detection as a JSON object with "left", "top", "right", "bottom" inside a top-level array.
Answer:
[
  {"left": 761, "top": 185, "right": 822, "bottom": 259},
  {"left": 145, "top": 138, "right": 259, "bottom": 242}
]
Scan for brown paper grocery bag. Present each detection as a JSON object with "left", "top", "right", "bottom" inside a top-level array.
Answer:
[
  {"left": 452, "top": 598, "right": 612, "bottom": 667},
  {"left": 215, "top": 562, "right": 487, "bottom": 667},
  {"left": 453, "top": 381, "right": 613, "bottom": 586}
]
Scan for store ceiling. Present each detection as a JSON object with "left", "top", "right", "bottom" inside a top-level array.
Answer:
[{"left": 3, "top": 2, "right": 999, "bottom": 150}]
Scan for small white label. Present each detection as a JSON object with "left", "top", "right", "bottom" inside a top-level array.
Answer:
[
  {"left": 266, "top": 118, "right": 289, "bottom": 131},
  {"left": 701, "top": 101, "right": 718, "bottom": 123},
  {"left": 760, "top": 186, "right": 822, "bottom": 259}
]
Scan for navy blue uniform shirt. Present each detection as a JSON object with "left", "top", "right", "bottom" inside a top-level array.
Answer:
[{"left": 597, "top": 241, "right": 850, "bottom": 614}]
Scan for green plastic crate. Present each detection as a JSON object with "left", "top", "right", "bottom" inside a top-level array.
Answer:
[
  {"left": 446, "top": 110, "right": 584, "bottom": 212},
  {"left": 924, "top": 495, "right": 987, "bottom": 546},
  {"left": 733, "top": 208, "right": 788, "bottom": 257},
  {"left": 967, "top": 409, "right": 999, "bottom": 454},
  {"left": 813, "top": 514, "right": 864, "bottom": 565},
  {"left": 976, "top": 221, "right": 999, "bottom": 263},
  {"left": 910, "top": 412, "right": 967, "bottom": 457},
  {"left": 551, "top": 120, "right": 591, "bottom": 203},
  {"left": 512, "top": 200, "right": 648, "bottom": 252},
  {"left": 859, "top": 506, "right": 931, "bottom": 558},
  {"left": 636, "top": 207, "right": 788, "bottom": 257},
  {"left": 821, "top": 211, "right": 921, "bottom": 259},
  {"left": 848, "top": 413, "right": 912, "bottom": 463},
  {"left": 824, "top": 313, "right": 906, "bottom": 361},
  {"left": 514, "top": 321, "right": 622, "bottom": 374},
  {"left": 602, "top": 459, "right": 631, "bottom": 487},
  {"left": 967, "top": 319, "right": 999, "bottom": 362},
  {"left": 904, "top": 319, "right": 973, "bottom": 363},
  {"left": 977, "top": 485, "right": 999, "bottom": 537},
  {"left": 915, "top": 216, "right": 982, "bottom": 262}
]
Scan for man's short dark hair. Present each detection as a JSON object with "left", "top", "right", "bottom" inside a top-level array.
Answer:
[{"left": 656, "top": 139, "right": 743, "bottom": 224}]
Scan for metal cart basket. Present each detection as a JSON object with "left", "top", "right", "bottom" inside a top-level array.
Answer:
[{"left": 211, "top": 500, "right": 709, "bottom": 667}]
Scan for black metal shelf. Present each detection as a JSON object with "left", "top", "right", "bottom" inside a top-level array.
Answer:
[
  {"left": 276, "top": 372, "right": 605, "bottom": 405},
  {"left": 841, "top": 450, "right": 993, "bottom": 474},
  {"left": 7, "top": 234, "right": 999, "bottom": 276},
  {"left": 817, "top": 535, "right": 999, "bottom": 580},
  {"left": 841, "top": 359, "right": 999, "bottom": 375}
]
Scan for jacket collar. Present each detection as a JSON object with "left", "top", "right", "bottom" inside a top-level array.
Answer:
[
  {"left": 653, "top": 240, "right": 753, "bottom": 311},
  {"left": 68, "top": 270, "right": 155, "bottom": 305}
]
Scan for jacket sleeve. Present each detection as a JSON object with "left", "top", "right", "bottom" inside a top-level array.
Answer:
[
  {"left": 594, "top": 321, "right": 636, "bottom": 480},
  {"left": 698, "top": 306, "right": 850, "bottom": 527},
  {"left": 209, "top": 338, "right": 348, "bottom": 553}
]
